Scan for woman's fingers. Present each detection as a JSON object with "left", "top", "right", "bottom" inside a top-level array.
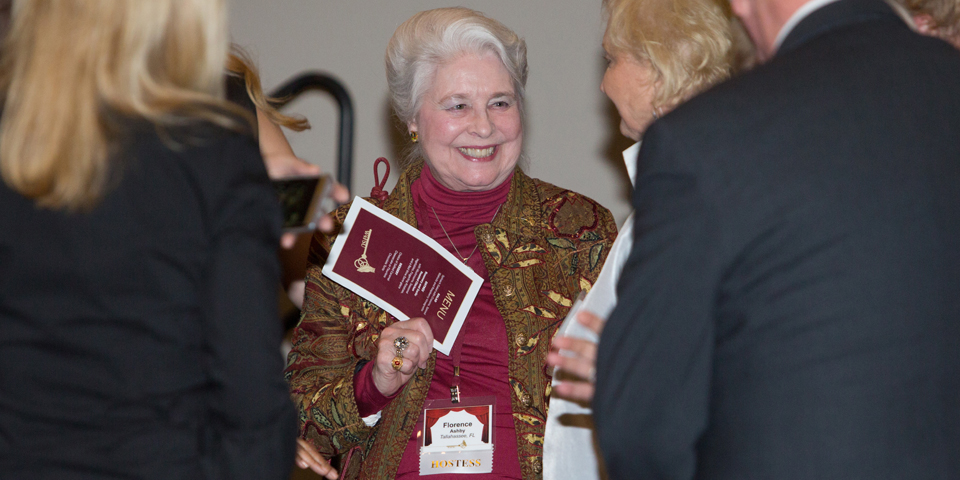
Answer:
[
  {"left": 264, "top": 154, "right": 322, "bottom": 179},
  {"left": 547, "top": 340, "right": 598, "bottom": 403},
  {"left": 547, "top": 310, "right": 607, "bottom": 403},
  {"left": 546, "top": 337, "right": 596, "bottom": 381},
  {"left": 383, "top": 319, "right": 433, "bottom": 366},
  {"left": 557, "top": 336, "right": 598, "bottom": 363},
  {"left": 370, "top": 319, "right": 435, "bottom": 395},
  {"left": 296, "top": 439, "right": 338, "bottom": 479},
  {"left": 392, "top": 341, "right": 422, "bottom": 375},
  {"left": 280, "top": 233, "right": 298, "bottom": 249},
  {"left": 401, "top": 318, "right": 434, "bottom": 367},
  {"left": 331, "top": 183, "right": 351, "bottom": 203},
  {"left": 317, "top": 215, "right": 336, "bottom": 234},
  {"left": 576, "top": 310, "right": 605, "bottom": 336},
  {"left": 316, "top": 182, "right": 349, "bottom": 234},
  {"left": 552, "top": 378, "right": 596, "bottom": 403},
  {"left": 385, "top": 321, "right": 432, "bottom": 361},
  {"left": 295, "top": 438, "right": 321, "bottom": 466}
]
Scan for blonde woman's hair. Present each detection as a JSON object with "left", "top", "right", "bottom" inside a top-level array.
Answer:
[
  {"left": 603, "top": 0, "right": 734, "bottom": 110},
  {"left": 729, "top": 17, "right": 759, "bottom": 72},
  {"left": 0, "top": 0, "right": 247, "bottom": 210},
  {"left": 386, "top": 7, "right": 527, "bottom": 166},
  {"left": 895, "top": 0, "right": 960, "bottom": 41},
  {"left": 227, "top": 47, "right": 311, "bottom": 132}
]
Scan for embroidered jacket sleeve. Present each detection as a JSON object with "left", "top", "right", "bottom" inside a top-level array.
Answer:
[
  {"left": 285, "top": 167, "right": 434, "bottom": 480},
  {"left": 284, "top": 202, "right": 384, "bottom": 458}
]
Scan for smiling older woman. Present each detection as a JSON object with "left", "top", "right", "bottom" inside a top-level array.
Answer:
[{"left": 285, "top": 7, "right": 617, "bottom": 480}]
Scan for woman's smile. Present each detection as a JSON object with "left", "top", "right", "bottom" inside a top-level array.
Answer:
[{"left": 457, "top": 145, "right": 498, "bottom": 160}]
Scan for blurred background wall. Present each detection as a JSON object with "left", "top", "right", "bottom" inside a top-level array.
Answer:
[{"left": 230, "top": 0, "right": 635, "bottom": 223}]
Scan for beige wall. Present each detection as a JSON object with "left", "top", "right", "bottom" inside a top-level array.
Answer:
[{"left": 230, "top": 0, "right": 635, "bottom": 224}]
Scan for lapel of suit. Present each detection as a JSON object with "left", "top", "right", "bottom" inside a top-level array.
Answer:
[{"left": 778, "top": 0, "right": 904, "bottom": 56}]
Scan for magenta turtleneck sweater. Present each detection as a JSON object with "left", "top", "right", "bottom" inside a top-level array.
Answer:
[{"left": 353, "top": 164, "right": 522, "bottom": 479}]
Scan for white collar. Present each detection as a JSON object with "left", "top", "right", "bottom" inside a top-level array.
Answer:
[
  {"left": 622, "top": 142, "right": 641, "bottom": 187},
  {"left": 774, "top": 0, "right": 843, "bottom": 51}
]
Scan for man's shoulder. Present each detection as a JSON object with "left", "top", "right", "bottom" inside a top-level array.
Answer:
[{"left": 659, "top": 16, "right": 960, "bottom": 145}]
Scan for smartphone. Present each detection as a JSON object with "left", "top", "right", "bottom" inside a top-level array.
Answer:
[{"left": 272, "top": 174, "right": 336, "bottom": 233}]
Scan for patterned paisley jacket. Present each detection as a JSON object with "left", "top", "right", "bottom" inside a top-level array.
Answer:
[{"left": 285, "top": 161, "right": 617, "bottom": 479}]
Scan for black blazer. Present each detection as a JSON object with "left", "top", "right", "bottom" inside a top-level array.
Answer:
[
  {"left": 0, "top": 121, "right": 297, "bottom": 479},
  {"left": 594, "top": 1, "right": 960, "bottom": 478}
]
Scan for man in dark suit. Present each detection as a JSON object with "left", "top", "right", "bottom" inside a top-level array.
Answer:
[{"left": 593, "top": 0, "right": 960, "bottom": 478}]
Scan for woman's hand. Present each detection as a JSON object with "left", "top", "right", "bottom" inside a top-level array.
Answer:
[
  {"left": 546, "top": 310, "right": 605, "bottom": 403},
  {"left": 295, "top": 438, "right": 338, "bottom": 479},
  {"left": 371, "top": 318, "right": 434, "bottom": 397},
  {"left": 269, "top": 155, "right": 349, "bottom": 248},
  {"left": 276, "top": 177, "right": 349, "bottom": 249},
  {"left": 256, "top": 107, "right": 350, "bottom": 245}
]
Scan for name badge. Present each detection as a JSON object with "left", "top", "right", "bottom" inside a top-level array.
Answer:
[{"left": 419, "top": 397, "right": 495, "bottom": 475}]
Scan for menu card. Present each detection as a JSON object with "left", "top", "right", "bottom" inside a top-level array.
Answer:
[{"left": 322, "top": 198, "right": 482, "bottom": 355}]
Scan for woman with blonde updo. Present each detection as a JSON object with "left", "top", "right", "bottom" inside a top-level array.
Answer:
[{"left": 545, "top": 0, "right": 736, "bottom": 477}]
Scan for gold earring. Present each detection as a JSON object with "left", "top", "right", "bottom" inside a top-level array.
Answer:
[{"left": 410, "top": 132, "right": 419, "bottom": 143}]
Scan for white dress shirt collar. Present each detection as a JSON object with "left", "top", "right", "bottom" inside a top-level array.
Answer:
[
  {"left": 774, "top": 0, "right": 843, "bottom": 51},
  {"left": 622, "top": 142, "right": 641, "bottom": 187}
]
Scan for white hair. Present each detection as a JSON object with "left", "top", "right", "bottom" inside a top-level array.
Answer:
[{"left": 386, "top": 7, "right": 528, "bottom": 148}]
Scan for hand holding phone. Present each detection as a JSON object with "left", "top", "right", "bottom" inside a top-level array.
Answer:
[{"left": 272, "top": 174, "right": 337, "bottom": 233}]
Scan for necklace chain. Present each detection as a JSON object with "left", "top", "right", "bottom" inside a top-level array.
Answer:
[{"left": 431, "top": 204, "right": 502, "bottom": 263}]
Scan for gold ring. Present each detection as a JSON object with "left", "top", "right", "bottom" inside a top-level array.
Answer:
[{"left": 392, "top": 336, "right": 409, "bottom": 372}]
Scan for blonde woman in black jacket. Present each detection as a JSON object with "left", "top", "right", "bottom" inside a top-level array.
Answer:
[{"left": 0, "top": 1, "right": 296, "bottom": 478}]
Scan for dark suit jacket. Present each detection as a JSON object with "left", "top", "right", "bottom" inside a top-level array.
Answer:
[
  {"left": 594, "top": 1, "right": 960, "bottom": 478},
  {"left": 0, "top": 121, "right": 297, "bottom": 479}
]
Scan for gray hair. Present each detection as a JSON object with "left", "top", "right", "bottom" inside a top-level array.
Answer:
[{"left": 386, "top": 7, "right": 527, "bottom": 162}]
